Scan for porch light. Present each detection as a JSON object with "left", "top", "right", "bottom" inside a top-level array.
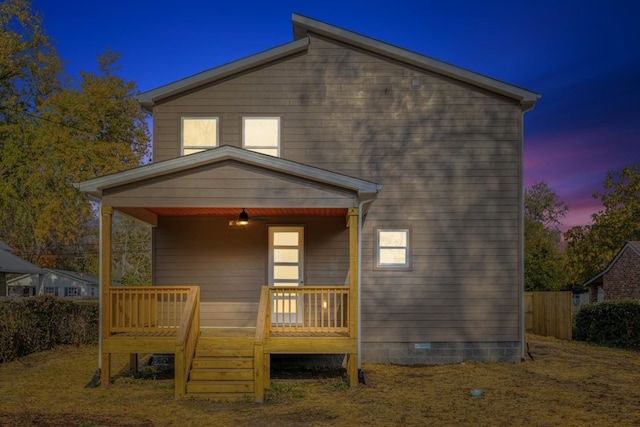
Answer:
[{"left": 238, "top": 208, "right": 249, "bottom": 225}]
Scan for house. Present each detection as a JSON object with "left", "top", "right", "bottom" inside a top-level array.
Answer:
[
  {"left": 0, "top": 240, "right": 45, "bottom": 297},
  {"left": 583, "top": 242, "right": 640, "bottom": 303},
  {"left": 77, "top": 14, "right": 540, "bottom": 401},
  {"left": 7, "top": 268, "right": 101, "bottom": 298}
]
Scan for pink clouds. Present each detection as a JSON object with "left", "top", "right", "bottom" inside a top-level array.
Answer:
[{"left": 524, "top": 126, "right": 639, "bottom": 232}]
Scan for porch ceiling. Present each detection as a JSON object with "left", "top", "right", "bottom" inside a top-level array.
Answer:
[{"left": 145, "top": 207, "right": 347, "bottom": 217}]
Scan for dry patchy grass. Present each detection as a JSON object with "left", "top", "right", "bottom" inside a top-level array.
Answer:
[{"left": 1, "top": 335, "right": 639, "bottom": 426}]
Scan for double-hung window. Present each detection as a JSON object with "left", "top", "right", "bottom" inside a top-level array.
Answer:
[
  {"left": 182, "top": 117, "right": 218, "bottom": 155},
  {"left": 243, "top": 117, "right": 280, "bottom": 157},
  {"left": 376, "top": 228, "right": 411, "bottom": 269}
]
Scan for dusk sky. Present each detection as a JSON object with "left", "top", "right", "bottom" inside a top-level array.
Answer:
[{"left": 31, "top": 0, "right": 640, "bottom": 231}]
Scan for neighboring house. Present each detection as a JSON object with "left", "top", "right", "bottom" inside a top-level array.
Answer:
[
  {"left": 77, "top": 14, "right": 540, "bottom": 401},
  {"left": 583, "top": 242, "right": 640, "bottom": 303},
  {"left": 0, "top": 240, "right": 45, "bottom": 297},
  {"left": 7, "top": 269, "right": 101, "bottom": 298}
]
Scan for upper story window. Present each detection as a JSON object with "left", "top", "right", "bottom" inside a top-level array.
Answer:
[
  {"left": 182, "top": 117, "right": 218, "bottom": 155},
  {"left": 376, "top": 228, "right": 411, "bottom": 269},
  {"left": 243, "top": 117, "right": 280, "bottom": 157}
]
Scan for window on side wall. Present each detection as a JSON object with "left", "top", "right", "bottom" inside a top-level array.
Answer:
[
  {"left": 243, "top": 117, "right": 280, "bottom": 157},
  {"left": 376, "top": 228, "right": 411, "bottom": 269},
  {"left": 182, "top": 117, "right": 218, "bottom": 155}
]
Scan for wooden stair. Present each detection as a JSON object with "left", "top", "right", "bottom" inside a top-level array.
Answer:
[{"left": 185, "top": 331, "right": 255, "bottom": 401}]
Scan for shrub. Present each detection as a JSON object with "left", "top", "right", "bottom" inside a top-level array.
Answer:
[
  {"left": 573, "top": 300, "right": 640, "bottom": 351},
  {"left": 0, "top": 296, "right": 98, "bottom": 363}
]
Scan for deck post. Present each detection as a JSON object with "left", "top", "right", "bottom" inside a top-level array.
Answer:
[
  {"left": 100, "top": 206, "right": 113, "bottom": 387},
  {"left": 254, "top": 344, "right": 264, "bottom": 403},
  {"left": 347, "top": 208, "right": 359, "bottom": 386},
  {"left": 129, "top": 353, "right": 138, "bottom": 372}
]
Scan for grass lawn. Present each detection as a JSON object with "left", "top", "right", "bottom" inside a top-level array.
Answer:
[{"left": 1, "top": 334, "right": 639, "bottom": 426}]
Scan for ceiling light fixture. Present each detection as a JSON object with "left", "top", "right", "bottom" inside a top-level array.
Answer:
[{"left": 238, "top": 208, "right": 249, "bottom": 225}]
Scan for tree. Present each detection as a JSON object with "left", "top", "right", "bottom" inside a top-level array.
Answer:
[
  {"left": 524, "top": 182, "right": 568, "bottom": 291},
  {"left": 0, "top": 0, "right": 150, "bottom": 270},
  {"left": 7, "top": 51, "right": 150, "bottom": 268},
  {"left": 0, "top": 0, "right": 63, "bottom": 264},
  {"left": 565, "top": 164, "right": 640, "bottom": 284},
  {"left": 0, "top": 0, "right": 62, "bottom": 120},
  {"left": 112, "top": 212, "right": 151, "bottom": 286},
  {"left": 525, "top": 182, "right": 569, "bottom": 227}
]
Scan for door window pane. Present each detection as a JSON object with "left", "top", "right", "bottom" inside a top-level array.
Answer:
[
  {"left": 274, "top": 265, "right": 300, "bottom": 281},
  {"left": 274, "top": 248, "right": 299, "bottom": 263},
  {"left": 273, "top": 232, "right": 298, "bottom": 246}
]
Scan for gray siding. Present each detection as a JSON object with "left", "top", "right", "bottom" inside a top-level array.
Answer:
[
  {"left": 151, "top": 35, "right": 522, "bottom": 343},
  {"left": 154, "top": 215, "right": 348, "bottom": 327},
  {"left": 103, "top": 162, "right": 355, "bottom": 208}
]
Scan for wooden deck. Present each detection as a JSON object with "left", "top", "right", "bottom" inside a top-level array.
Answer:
[
  {"left": 100, "top": 284, "right": 358, "bottom": 402},
  {"left": 96, "top": 207, "right": 361, "bottom": 402},
  {"left": 103, "top": 322, "right": 357, "bottom": 402}
]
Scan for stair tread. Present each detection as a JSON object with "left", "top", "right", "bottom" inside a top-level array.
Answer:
[
  {"left": 191, "top": 368, "right": 253, "bottom": 372},
  {"left": 186, "top": 393, "right": 252, "bottom": 401},
  {"left": 187, "top": 380, "right": 254, "bottom": 393},
  {"left": 193, "top": 356, "right": 253, "bottom": 360}
]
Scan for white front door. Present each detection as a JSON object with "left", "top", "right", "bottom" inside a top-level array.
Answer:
[{"left": 268, "top": 226, "right": 304, "bottom": 325}]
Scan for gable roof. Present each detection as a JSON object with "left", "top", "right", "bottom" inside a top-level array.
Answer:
[
  {"left": 0, "top": 241, "right": 45, "bottom": 275},
  {"left": 292, "top": 14, "right": 540, "bottom": 110},
  {"left": 76, "top": 145, "right": 382, "bottom": 198},
  {"left": 47, "top": 269, "right": 100, "bottom": 286},
  {"left": 7, "top": 269, "right": 101, "bottom": 287},
  {"left": 582, "top": 241, "right": 640, "bottom": 287},
  {"left": 137, "top": 37, "right": 309, "bottom": 112},
  {"left": 137, "top": 14, "right": 540, "bottom": 112}
]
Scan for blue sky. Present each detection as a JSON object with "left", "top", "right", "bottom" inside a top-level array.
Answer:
[{"left": 31, "top": 0, "right": 640, "bottom": 230}]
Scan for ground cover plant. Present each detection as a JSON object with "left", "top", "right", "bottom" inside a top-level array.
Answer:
[{"left": 1, "top": 335, "right": 639, "bottom": 426}]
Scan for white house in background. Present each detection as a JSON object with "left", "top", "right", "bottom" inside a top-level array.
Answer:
[
  {"left": 7, "top": 269, "right": 101, "bottom": 297},
  {"left": 0, "top": 240, "right": 45, "bottom": 297}
]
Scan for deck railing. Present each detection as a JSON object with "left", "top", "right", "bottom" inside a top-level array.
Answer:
[
  {"left": 254, "top": 285, "right": 353, "bottom": 402},
  {"left": 109, "top": 286, "right": 192, "bottom": 334},
  {"left": 106, "top": 286, "right": 200, "bottom": 399},
  {"left": 268, "top": 286, "right": 350, "bottom": 334}
]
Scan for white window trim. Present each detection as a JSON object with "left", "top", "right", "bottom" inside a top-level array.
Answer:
[
  {"left": 181, "top": 116, "right": 219, "bottom": 155},
  {"left": 375, "top": 228, "right": 411, "bottom": 270},
  {"left": 268, "top": 225, "right": 304, "bottom": 287},
  {"left": 242, "top": 116, "right": 280, "bottom": 157}
]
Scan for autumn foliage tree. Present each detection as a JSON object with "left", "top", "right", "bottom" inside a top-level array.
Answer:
[
  {"left": 0, "top": 0, "right": 150, "bottom": 276},
  {"left": 565, "top": 164, "right": 640, "bottom": 284},
  {"left": 1, "top": 0, "right": 63, "bottom": 265}
]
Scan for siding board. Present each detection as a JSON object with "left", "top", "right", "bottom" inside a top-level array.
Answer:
[{"left": 149, "top": 34, "right": 523, "bottom": 344}]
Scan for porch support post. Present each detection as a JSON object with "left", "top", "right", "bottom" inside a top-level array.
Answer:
[
  {"left": 100, "top": 206, "right": 114, "bottom": 387},
  {"left": 347, "top": 208, "right": 359, "bottom": 386}
]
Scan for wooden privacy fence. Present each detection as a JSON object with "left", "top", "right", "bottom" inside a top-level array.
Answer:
[{"left": 524, "top": 291, "right": 572, "bottom": 340}]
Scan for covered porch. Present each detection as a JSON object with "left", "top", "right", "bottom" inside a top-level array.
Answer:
[{"left": 78, "top": 146, "right": 381, "bottom": 402}]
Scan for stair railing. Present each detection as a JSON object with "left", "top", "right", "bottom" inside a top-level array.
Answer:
[{"left": 173, "top": 286, "right": 200, "bottom": 398}]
